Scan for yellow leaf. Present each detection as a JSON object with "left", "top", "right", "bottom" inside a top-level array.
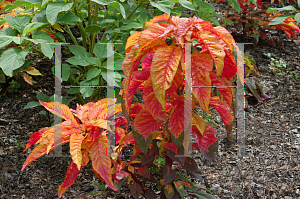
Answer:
[
  {"left": 24, "top": 67, "right": 43, "bottom": 76},
  {"left": 53, "top": 23, "right": 64, "bottom": 32},
  {"left": 22, "top": 74, "right": 33, "bottom": 85}
]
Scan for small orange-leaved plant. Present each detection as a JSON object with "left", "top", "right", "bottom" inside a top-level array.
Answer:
[{"left": 21, "top": 98, "right": 126, "bottom": 198}]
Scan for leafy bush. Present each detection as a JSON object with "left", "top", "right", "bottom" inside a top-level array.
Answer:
[
  {"left": 22, "top": 14, "right": 242, "bottom": 198},
  {"left": 218, "top": 0, "right": 300, "bottom": 44}
]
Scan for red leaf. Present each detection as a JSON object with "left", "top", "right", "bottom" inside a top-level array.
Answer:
[
  {"left": 192, "top": 125, "right": 218, "bottom": 152},
  {"left": 137, "top": 165, "right": 151, "bottom": 179},
  {"left": 133, "top": 109, "right": 162, "bottom": 140},
  {"left": 143, "top": 77, "right": 167, "bottom": 122},
  {"left": 58, "top": 150, "right": 90, "bottom": 198},
  {"left": 209, "top": 96, "right": 234, "bottom": 137},
  {"left": 23, "top": 127, "right": 49, "bottom": 152},
  {"left": 126, "top": 69, "right": 150, "bottom": 110},
  {"left": 142, "top": 52, "right": 154, "bottom": 70},
  {"left": 168, "top": 94, "right": 192, "bottom": 138}
]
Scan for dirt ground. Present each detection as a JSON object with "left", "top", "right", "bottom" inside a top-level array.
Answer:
[{"left": 1, "top": 3, "right": 300, "bottom": 199}]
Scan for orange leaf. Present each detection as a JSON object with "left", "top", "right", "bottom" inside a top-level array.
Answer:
[
  {"left": 133, "top": 109, "right": 162, "bottom": 140},
  {"left": 70, "top": 133, "right": 85, "bottom": 170},
  {"left": 24, "top": 67, "right": 43, "bottom": 76},
  {"left": 147, "top": 14, "right": 171, "bottom": 26},
  {"left": 89, "top": 135, "right": 116, "bottom": 191},
  {"left": 164, "top": 184, "right": 175, "bottom": 199},
  {"left": 21, "top": 133, "right": 52, "bottom": 171},
  {"left": 139, "top": 23, "right": 167, "bottom": 47},
  {"left": 196, "top": 30, "right": 225, "bottom": 76},
  {"left": 125, "top": 31, "right": 142, "bottom": 54},
  {"left": 22, "top": 74, "right": 33, "bottom": 85},
  {"left": 192, "top": 113, "right": 205, "bottom": 135},
  {"left": 151, "top": 46, "right": 182, "bottom": 108},
  {"left": 39, "top": 101, "right": 79, "bottom": 127}
]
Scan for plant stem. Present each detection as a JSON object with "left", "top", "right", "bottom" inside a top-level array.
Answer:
[
  {"left": 31, "top": 46, "right": 43, "bottom": 56},
  {"left": 69, "top": 75, "right": 85, "bottom": 105},
  {"left": 64, "top": 24, "right": 78, "bottom": 45},
  {"left": 89, "top": 2, "right": 99, "bottom": 55},
  {"left": 87, "top": 0, "right": 92, "bottom": 25},
  {"left": 74, "top": 4, "right": 88, "bottom": 48}
]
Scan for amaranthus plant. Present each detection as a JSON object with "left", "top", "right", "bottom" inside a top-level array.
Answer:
[
  {"left": 219, "top": 0, "right": 300, "bottom": 44},
  {"left": 22, "top": 14, "right": 243, "bottom": 198}
]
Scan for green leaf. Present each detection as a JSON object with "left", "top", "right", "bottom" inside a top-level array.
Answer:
[
  {"left": 295, "top": 13, "right": 300, "bottom": 23},
  {"left": 80, "top": 77, "right": 100, "bottom": 98},
  {"left": 194, "top": 0, "right": 214, "bottom": 10},
  {"left": 36, "top": 93, "right": 50, "bottom": 102},
  {"left": 85, "top": 25, "right": 102, "bottom": 34},
  {"left": 31, "top": 32, "right": 56, "bottom": 59},
  {"left": 56, "top": 12, "right": 80, "bottom": 25},
  {"left": 267, "top": 5, "right": 297, "bottom": 13},
  {"left": 108, "top": 2, "right": 126, "bottom": 19},
  {"left": 22, "top": 0, "right": 42, "bottom": 4},
  {"left": 269, "top": 16, "right": 289, "bottom": 25},
  {"left": 0, "top": 37, "right": 13, "bottom": 49},
  {"left": 39, "top": 110, "right": 47, "bottom": 115},
  {"left": 0, "top": 47, "right": 29, "bottom": 77},
  {"left": 68, "top": 45, "right": 92, "bottom": 59},
  {"left": 32, "top": 9, "right": 47, "bottom": 23},
  {"left": 227, "top": 0, "right": 241, "bottom": 13},
  {"left": 91, "top": 0, "right": 108, "bottom": 5},
  {"left": 85, "top": 57, "right": 101, "bottom": 66},
  {"left": 150, "top": 0, "right": 175, "bottom": 15},
  {"left": 62, "top": 64, "right": 71, "bottom": 81},
  {"left": 23, "top": 22, "right": 48, "bottom": 34},
  {"left": 93, "top": 43, "right": 114, "bottom": 59},
  {"left": 178, "top": 0, "right": 195, "bottom": 11},
  {"left": 4, "top": 15, "right": 31, "bottom": 34},
  {"left": 298, "top": 0, "right": 300, "bottom": 8},
  {"left": 192, "top": 190, "right": 215, "bottom": 199},
  {"left": 24, "top": 101, "right": 42, "bottom": 109},
  {"left": 46, "top": 2, "right": 73, "bottom": 25},
  {"left": 66, "top": 56, "right": 90, "bottom": 66},
  {"left": 67, "top": 88, "right": 80, "bottom": 94},
  {"left": 120, "top": 22, "right": 143, "bottom": 30},
  {"left": 42, "top": 0, "right": 49, "bottom": 7},
  {"left": 97, "top": 19, "right": 116, "bottom": 24},
  {"left": 0, "top": 70, "right": 6, "bottom": 83},
  {"left": 86, "top": 67, "right": 101, "bottom": 81}
]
